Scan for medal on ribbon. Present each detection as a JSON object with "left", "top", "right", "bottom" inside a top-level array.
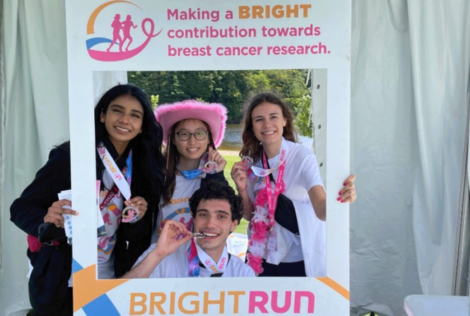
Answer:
[
  {"left": 97, "top": 144, "right": 140, "bottom": 224},
  {"left": 178, "top": 151, "right": 218, "bottom": 179},
  {"left": 242, "top": 156, "right": 254, "bottom": 169}
]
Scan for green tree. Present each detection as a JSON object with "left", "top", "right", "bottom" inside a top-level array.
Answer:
[
  {"left": 293, "top": 94, "right": 313, "bottom": 137},
  {"left": 150, "top": 95, "right": 159, "bottom": 110},
  {"left": 128, "top": 69, "right": 312, "bottom": 136}
]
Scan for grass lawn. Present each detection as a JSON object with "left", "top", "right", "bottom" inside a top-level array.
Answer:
[{"left": 223, "top": 153, "right": 249, "bottom": 235}]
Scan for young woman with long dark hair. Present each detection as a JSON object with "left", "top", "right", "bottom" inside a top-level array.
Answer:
[{"left": 10, "top": 84, "right": 165, "bottom": 315}]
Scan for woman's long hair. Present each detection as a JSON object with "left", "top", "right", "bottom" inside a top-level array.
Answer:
[
  {"left": 94, "top": 84, "right": 165, "bottom": 230},
  {"left": 240, "top": 92, "right": 297, "bottom": 162},
  {"left": 162, "top": 119, "right": 215, "bottom": 205}
]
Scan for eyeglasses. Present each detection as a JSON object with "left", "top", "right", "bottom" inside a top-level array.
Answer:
[{"left": 176, "top": 131, "right": 209, "bottom": 141}]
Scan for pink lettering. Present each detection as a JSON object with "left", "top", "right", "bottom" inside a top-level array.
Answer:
[
  {"left": 167, "top": 9, "right": 178, "bottom": 20},
  {"left": 219, "top": 257, "right": 227, "bottom": 269},
  {"left": 249, "top": 291, "right": 269, "bottom": 313},
  {"left": 294, "top": 291, "right": 314, "bottom": 313},
  {"left": 271, "top": 291, "right": 291, "bottom": 313}
]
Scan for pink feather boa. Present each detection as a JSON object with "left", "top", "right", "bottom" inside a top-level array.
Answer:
[
  {"left": 247, "top": 253, "right": 265, "bottom": 275},
  {"left": 248, "top": 179, "right": 285, "bottom": 275},
  {"left": 251, "top": 220, "right": 269, "bottom": 242}
]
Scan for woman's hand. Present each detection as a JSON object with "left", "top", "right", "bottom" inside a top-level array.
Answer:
[
  {"left": 337, "top": 175, "right": 357, "bottom": 203},
  {"left": 44, "top": 199, "right": 79, "bottom": 228},
  {"left": 231, "top": 161, "right": 248, "bottom": 192},
  {"left": 125, "top": 196, "right": 148, "bottom": 222},
  {"left": 208, "top": 147, "right": 227, "bottom": 173}
]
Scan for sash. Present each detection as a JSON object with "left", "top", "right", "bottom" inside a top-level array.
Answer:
[
  {"left": 97, "top": 143, "right": 132, "bottom": 201},
  {"left": 99, "top": 185, "right": 119, "bottom": 210}
]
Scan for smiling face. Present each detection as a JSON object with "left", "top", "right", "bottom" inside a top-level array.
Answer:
[
  {"left": 194, "top": 199, "right": 238, "bottom": 259},
  {"left": 173, "top": 119, "right": 210, "bottom": 168},
  {"left": 251, "top": 102, "right": 287, "bottom": 148},
  {"left": 100, "top": 95, "right": 143, "bottom": 149}
]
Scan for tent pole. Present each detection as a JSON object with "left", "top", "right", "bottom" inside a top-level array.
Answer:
[{"left": 452, "top": 76, "right": 470, "bottom": 295}]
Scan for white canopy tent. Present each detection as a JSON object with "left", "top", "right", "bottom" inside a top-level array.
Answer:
[
  {"left": 1, "top": 1, "right": 469, "bottom": 316},
  {"left": 349, "top": 1, "right": 470, "bottom": 314}
]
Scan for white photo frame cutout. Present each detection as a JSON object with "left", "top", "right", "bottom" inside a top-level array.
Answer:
[{"left": 66, "top": 0, "right": 351, "bottom": 315}]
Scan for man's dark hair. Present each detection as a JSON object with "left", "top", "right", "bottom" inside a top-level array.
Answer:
[{"left": 189, "top": 180, "right": 243, "bottom": 223}]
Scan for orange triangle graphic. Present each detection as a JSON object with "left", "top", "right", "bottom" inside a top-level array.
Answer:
[{"left": 73, "top": 264, "right": 128, "bottom": 312}]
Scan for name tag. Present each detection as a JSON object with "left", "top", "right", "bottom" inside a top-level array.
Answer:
[{"left": 267, "top": 231, "right": 277, "bottom": 251}]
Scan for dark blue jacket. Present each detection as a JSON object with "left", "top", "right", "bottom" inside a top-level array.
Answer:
[{"left": 10, "top": 139, "right": 155, "bottom": 315}]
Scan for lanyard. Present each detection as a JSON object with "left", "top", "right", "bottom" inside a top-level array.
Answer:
[
  {"left": 178, "top": 152, "right": 216, "bottom": 179},
  {"left": 262, "top": 149, "right": 287, "bottom": 227},
  {"left": 250, "top": 148, "right": 287, "bottom": 178},
  {"left": 97, "top": 143, "right": 132, "bottom": 200},
  {"left": 187, "top": 239, "right": 200, "bottom": 276},
  {"left": 186, "top": 239, "right": 229, "bottom": 276},
  {"left": 195, "top": 242, "right": 229, "bottom": 274},
  {"left": 125, "top": 150, "right": 133, "bottom": 187}
]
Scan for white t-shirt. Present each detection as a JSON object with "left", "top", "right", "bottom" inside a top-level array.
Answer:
[
  {"left": 134, "top": 242, "right": 256, "bottom": 278},
  {"left": 153, "top": 176, "right": 201, "bottom": 243},
  {"left": 247, "top": 138, "right": 324, "bottom": 264}
]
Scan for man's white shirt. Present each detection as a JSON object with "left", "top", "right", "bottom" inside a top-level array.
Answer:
[{"left": 134, "top": 241, "right": 256, "bottom": 278}]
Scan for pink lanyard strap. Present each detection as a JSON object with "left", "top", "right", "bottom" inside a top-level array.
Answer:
[
  {"left": 262, "top": 150, "right": 286, "bottom": 226},
  {"left": 187, "top": 239, "right": 200, "bottom": 277}
]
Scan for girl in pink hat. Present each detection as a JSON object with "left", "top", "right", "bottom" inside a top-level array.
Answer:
[
  {"left": 154, "top": 100, "right": 228, "bottom": 240},
  {"left": 231, "top": 93, "right": 357, "bottom": 277}
]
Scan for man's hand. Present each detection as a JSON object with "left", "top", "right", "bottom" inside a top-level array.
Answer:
[{"left": 153, "top": 220, "right": 192, "bottom": 258}]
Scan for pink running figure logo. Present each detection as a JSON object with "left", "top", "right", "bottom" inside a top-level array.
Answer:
[
  {"left": 121, "top": 15, "right": 138, "bottom": 51},
  {"left": 106, "top": 14, "right": 124, "bottom": 52},
  {"left": 86, "top": 1, "right": 162, "bottom": 62}
]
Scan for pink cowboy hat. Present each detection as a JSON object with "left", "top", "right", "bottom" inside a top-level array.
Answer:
[{"left": 155, "top": 100, "right": 227, "bottom": 148}]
